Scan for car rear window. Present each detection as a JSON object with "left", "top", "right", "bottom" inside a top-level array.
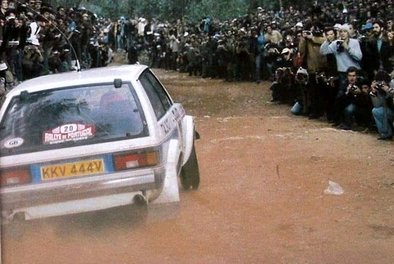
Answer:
[{"left": 0, "top": 83, "right": 147, "bottom": 156}]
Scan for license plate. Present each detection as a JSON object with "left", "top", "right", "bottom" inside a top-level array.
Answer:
[{"left": 41, "top": 159, "right": 105, "bottom": 181}]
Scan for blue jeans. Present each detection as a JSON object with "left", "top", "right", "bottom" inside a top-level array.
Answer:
[
  {"left": 344, "top": 103, "right": 356, "bottom": 127},
  {"left": 372, "top": 107, "right": 394, "bottom": 137},
  {"left": 255, "top": 53, "right": 264, "bottom": 82}
]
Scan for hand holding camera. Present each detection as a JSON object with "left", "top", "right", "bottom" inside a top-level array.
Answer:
[
  {"left": 370, "top": 81, "right": 389, "bottom": 96},
  {"left": 346, "top": 84, "right": 360, "bottom": 95},
  {"left": 336, "top": 40, "right": 345, "bottom": 52},
  {"left": 302, "top": 30, "right": 313, "bottom": 39}
]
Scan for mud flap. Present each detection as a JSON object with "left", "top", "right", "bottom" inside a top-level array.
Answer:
[
  {"left": 151, "top": 139, "right": 180, "bottom": 204},
  {"left": 181, "top": 115, "right": 195, "bottom": 166},
  {"left": 148, "top": 139, "right": 181, "bottom": 221}
]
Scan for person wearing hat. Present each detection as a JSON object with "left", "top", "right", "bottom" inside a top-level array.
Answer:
[
  {"left": 320, "top": 23, "right": 362, "bottom": 98},
  {"left": 290, "top": 67, "right": 309, "bottom": 115},
  {"left": 279, "top": 47, "right": 293, "bottom": 68},
  {"left": 270, "top": 47, "right": 294, "bottom": 103},
  {"left": 320, "top": 23, "right": 363, "bottom": 125}
]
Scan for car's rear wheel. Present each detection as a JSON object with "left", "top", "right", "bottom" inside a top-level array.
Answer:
[{"left": 180, "top": 143, "right": 200, "bottom": 190}]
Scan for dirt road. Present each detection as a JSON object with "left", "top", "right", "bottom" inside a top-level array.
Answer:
[{"left": 2, "top": 69, "right": 394, "bottom": 264}]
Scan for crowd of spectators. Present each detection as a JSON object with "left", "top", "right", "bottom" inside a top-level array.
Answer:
[
  {"left": 0, "top": 0, "right": 114, "bottom": 89},
  {"left": 0, "top": 0, "right": 393, "bottom": 140},
  {"left": 119, "top": 0, "right": 393, "bottom": 140}
]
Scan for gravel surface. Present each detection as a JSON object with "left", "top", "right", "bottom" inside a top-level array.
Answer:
[{"left": 2, "top": 68, "right": 393, "bottom": 264}]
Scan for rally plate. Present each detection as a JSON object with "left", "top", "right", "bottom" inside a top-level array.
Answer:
[{"left": 41, "top": 159, "right": 105, "bottom": 181}]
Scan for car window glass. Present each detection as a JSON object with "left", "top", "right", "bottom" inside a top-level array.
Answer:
[
  {"left": 0, "top": 83, "right": 146, "bottom": 156},
  {"left": 139, "top": 70, "right": 172, "bottom": 120}
]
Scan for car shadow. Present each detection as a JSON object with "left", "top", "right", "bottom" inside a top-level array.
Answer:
[{"left": 2, "top": 204, "right": 148, "bottom": 240}]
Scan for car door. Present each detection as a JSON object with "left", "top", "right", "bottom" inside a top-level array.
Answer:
[{"left": 138, "top": 70, "right": 185, "bottom": 145}]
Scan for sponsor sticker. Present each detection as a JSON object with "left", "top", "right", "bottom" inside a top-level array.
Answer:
[
  {"left": 4, "top": 137, "right": 24, "bottom": 148},
  {"left": 159, "top": 105, "right": 186, "bottom": 135},
  {"left": 43, "top": 123, "right": 96, "bottom": 145}
]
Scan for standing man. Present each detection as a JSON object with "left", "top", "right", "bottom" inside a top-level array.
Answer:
[
  {"left": 255, "top": 25, "right": 266, "bottom": 83},
  {"left": 320, "top": 24, "right": 363, "bottom": 98},
  {"left": 321, "top": 27, "right": 339, "bottom": 122},
  {"left": 298, "top": 24, "right": 327, "bottom": 118},
  {"left": 264, "top": 24, "right": 282, "bottom": 46},
  {"left": 368, "top": 20, "right": 392, "bottom": 76}
]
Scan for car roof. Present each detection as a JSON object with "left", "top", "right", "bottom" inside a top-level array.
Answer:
[{"left": 9, "top": 64, "right": 149, "bottom": 96}]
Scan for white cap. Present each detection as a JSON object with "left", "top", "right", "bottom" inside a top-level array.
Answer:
[
  {"left": 339, "top": 24, "right": 350, "bottom": 32},
  {"left": 0, "top": 62, "right": 8, "bottom": 71},
  {"left": 297, "top": 67, "right": 308, "bottom": 76},
  {"left": 6, "top": 14, "right": 16, "bottom": 20},
  {"left": 295, "top": 22, "right": 303, "bottom": 27},
  {"left": 239, "top": 27, "right": 247, "bottom": 34},
  {"left": 281, "top": 48, "right": 291, "bottom": 54},
  {"left": 333, "top": 23, "right": 342, "bottom": 29}
]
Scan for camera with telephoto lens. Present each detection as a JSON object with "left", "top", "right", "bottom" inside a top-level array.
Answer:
[
  {"left": 375, "top": 82, "right": 385, "bottom": 90},
  {"left": 336, "top": 40, "right": 345, "bottom": 52},
  {"left": 295, "top": 72, "right": 308, "bottom": 84},
  {"left": 371, "top": 82, "right": 386, "bottom": 96},
  {"left": 350, "top": 84, "right": 358, "bottom": 92},
  {"left": 315, "top": 72, "right": 326, "bottom": 84},
  {"left": 312, "top": 28, "right": 323, "bottom": 36}
]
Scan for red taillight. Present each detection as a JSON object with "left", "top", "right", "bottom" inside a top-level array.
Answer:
[
  {"left": 1, "top": 167, "right": 32, "bottom": 187},
  {"left": 114, "top": 151, "right": 159, "bottom": 171}
]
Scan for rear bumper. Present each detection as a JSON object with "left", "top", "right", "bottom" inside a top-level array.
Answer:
[
  {"left": 1, "top": 166, "right": 165, "bottom": 213},
  {"left": 3, "top": 191, "right": 147, "bottom": 220}
]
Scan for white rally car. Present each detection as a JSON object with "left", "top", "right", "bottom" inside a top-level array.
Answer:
[{"left": 0, "top": 65, "right": 200, "bottom": 221}]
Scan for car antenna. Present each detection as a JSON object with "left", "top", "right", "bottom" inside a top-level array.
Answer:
[{"left": 15, "top": 1, "right": 82, "bottom": 72}]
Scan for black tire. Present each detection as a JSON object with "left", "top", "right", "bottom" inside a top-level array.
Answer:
[{"left": 180, "top": 143, "right": 200, "bottom": 190}]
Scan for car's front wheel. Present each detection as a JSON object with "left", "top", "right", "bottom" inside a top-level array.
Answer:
[{"left": 180, "top": 143, "right": 200, "bottom": 190}]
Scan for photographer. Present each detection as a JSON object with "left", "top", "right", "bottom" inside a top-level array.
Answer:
[
  {"left": 342, "top": 68, "right": 373, "bottom": 130},
  {"left": 320, "top": 24, "right": 363, "bottom": 98},
  {"left": 330, "top": 66, "right": 372, "bottom": 130},
  {"left": 298, "top": 23, "right": 327, "bottom": 118},
  {"left": 22, "top": 39, "right": 44, "bottom": 79},
  {"left": 1, "top": 9, "right": 28, "bottom": 83},
  {"left": 370, "top": 70, "right": 394, "bottom": 140},
  {"left": 320, "top": 27, "right": 339, "bottom": 122}
]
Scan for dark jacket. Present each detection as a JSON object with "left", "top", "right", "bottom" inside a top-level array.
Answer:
[{"left": 367, "top": 37, "right": 393, "bottom": 73}]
